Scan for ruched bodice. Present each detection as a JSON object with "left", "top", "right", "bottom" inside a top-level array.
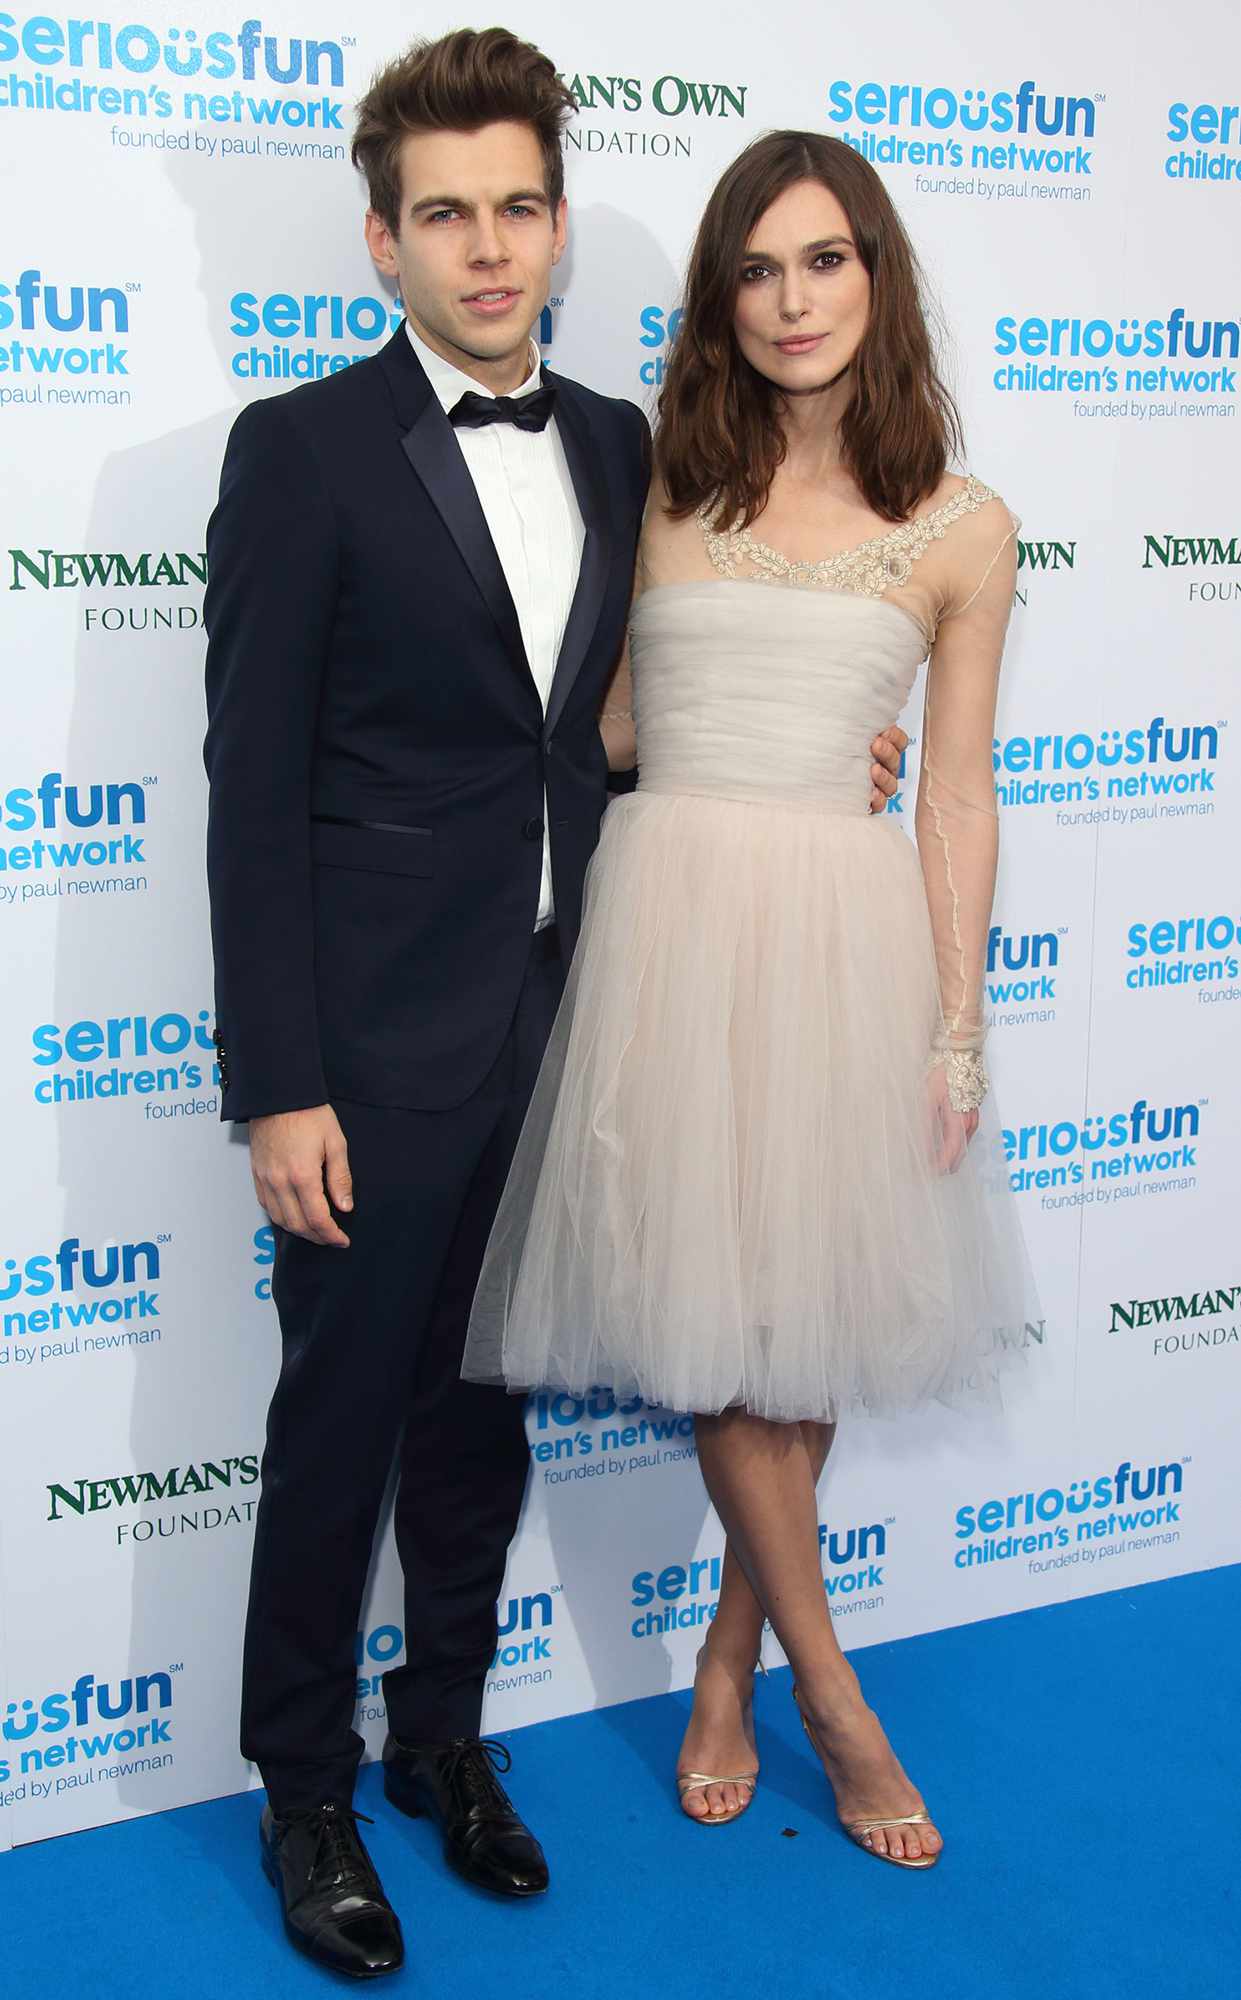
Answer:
[{"left": 630, "top": 582, "right": 926, "bottom": 816}]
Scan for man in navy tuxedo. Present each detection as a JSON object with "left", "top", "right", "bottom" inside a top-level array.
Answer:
[{"left": 204, "top": 26, "right": 904, "bottom": 1980}]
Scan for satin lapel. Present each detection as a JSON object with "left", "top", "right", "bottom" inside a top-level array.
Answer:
[
  {"left": 399, "top": 395, "right": 531, "bottom": 681},
  {"left": 545, "top": 381, "right": 613, "bottom": 739}
]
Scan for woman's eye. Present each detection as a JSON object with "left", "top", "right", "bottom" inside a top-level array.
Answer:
[
  {"left": 741, "top": 264, "right": 771, "bottom": 283},
  {"left": 813, "top": 252, "right": 844, "bottom": 270}
]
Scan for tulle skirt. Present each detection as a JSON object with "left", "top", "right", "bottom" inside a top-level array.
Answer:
[{"left": 462, "top": 791, "right": 1032, "bottom": 1422}]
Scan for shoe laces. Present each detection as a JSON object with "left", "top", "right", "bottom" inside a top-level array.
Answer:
[
  {"left": 280, "top": 1803, "right": 378, "bottom": 1891},
  {"left": 437, "top": 1736, "right": 515, "bottom": 1820}
]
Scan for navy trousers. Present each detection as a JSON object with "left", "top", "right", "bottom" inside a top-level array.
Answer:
[{"left": 240, "top": 928, "right": 563, "bottom": 1813}]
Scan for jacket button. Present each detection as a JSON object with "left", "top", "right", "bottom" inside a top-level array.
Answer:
[{"left": 522, "top": 816, "right": 544, "bottom": 841}]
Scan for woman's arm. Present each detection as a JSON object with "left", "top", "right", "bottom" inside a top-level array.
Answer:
[
  {"left": 599, "top": 513, "right": 655, "bottom": 773},
  {"left": 599, "top": 632, "right": 636, "bottom": 771},
  {"left": 915, "top": 501, "right": 1019, "bottom": 1129}
]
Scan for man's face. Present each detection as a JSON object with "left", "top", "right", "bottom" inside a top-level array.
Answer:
[{"left": 365, "top": 119, "right": 567, "bottom": 391}]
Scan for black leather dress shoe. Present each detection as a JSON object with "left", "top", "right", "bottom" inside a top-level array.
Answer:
[
  {"left": 260, "top": 1802, "right": 404, "bottom": 1978},
  {"left": 383, "top": 1733, "right": 549, "bottom": 1897}
]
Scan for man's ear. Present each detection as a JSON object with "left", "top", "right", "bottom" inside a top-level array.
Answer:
[
  {"left": 550, "top": 196, "right": 568, "bottom": 269},
  {"left": 364, "top": 208, "right": 399, "bottom": 280}
]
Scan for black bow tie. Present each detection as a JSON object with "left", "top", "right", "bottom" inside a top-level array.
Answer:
[{"left": 449, "top": 385, "right": 556, "bottom": 434}]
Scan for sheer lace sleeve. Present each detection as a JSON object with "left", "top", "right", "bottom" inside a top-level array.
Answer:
[
  {"left": 599, "top": 532, "right": 651, "bottom": 773},
  {"left": 915, "top": 499, "right": 1019, "bottom": 1110},
  {"left": 600, "top": 635, "right": 635, "bottom": 770}
]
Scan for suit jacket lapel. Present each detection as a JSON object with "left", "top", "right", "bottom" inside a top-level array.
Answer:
[
  {"left": 378, "top": 331, "right": 616, "bottom": 725},
  {"left": 379, "top": 328, "right": 531, "bottom": 683},
  {"left": 545, "top": 377, "right": 613, "bottom": 739},
  {"left": 401, "top": 399, "right": 531, "bottom": 678}
]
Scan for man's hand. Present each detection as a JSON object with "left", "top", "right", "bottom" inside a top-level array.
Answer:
[
  {"left": 867, "top": 724, "right": 909, "bottom": 814},
  {"left": 250, "top": 1104, "right": 353, "bottom": 1247}
]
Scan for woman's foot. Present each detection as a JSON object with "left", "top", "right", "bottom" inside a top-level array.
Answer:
[
  {"left": 675, "top": 1637, "right": 760, "bottom": 1823},
  {"left": 796, "top": 1671, "right": 942, "bottom": 1863}
]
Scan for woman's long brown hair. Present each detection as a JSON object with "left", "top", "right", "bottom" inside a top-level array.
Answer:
[{"left": 656, "top": 131, "right": 962, "bottom": 528}]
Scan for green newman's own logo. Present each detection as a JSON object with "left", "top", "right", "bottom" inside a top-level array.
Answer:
[
  {"left": 8, "top": 548, "right": 207, "bottom": 590},
  {"left": 1109, "top": 1284, "right": 1239, "bottom": 1332},
  {"left": 48, "top": 1453, "right": 259, "bottom": 1521},
  {"left": 561, "top": 72, "right": 747, "bottom": 118},
  {"left": 1142, "top": 535, "right": 1241, "bottom": 568},
  {"left": 1017, "top": 537, "right": 1076, "bottom": 571}
]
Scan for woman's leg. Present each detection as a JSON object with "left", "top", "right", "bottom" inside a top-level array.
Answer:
[
  {"left": 693, "top": 1408, "right": 941, "bottom": 1861},
  {"left": 677, "top": 1422, "right": 831, "bottom": 1821}
]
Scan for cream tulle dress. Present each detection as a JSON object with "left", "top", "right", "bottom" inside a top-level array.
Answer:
[{"left": 462, "top": 475, "right": 1033, "bottom": 1422}]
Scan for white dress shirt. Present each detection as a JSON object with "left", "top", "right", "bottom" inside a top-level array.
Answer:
[{"left": 405, "top": 320, "right": 585, "bottom": 927}]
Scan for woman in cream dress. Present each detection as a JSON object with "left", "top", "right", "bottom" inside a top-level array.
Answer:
[{"left": 465, "top": 133, "right": 1031, "bottom": 1869}]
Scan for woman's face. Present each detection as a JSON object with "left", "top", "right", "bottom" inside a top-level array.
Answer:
[{"left": 732, "top": 178, "right": 871, "bottom": 395}]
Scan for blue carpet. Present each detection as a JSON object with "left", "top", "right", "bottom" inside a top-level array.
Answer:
[{"left": 4, "top": 1567, "right": 1235, "bottom": 2000}]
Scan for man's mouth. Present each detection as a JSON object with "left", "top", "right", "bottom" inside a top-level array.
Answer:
[{"left": 463, "top": 289, "right": 521, "bottom": 313}]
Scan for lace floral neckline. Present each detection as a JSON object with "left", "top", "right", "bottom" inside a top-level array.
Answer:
[{"left": 698, "top": 475, "right": 997, "bottom": 597}]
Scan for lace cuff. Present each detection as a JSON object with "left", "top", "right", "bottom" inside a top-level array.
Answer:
[{"left": 928, "top": 1044, "right": 989, "bottom": 1114}]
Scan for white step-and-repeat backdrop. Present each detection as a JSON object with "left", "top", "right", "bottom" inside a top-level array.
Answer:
[{"left": 2, "top": 0, "right": 1238, "bottom": 1846}]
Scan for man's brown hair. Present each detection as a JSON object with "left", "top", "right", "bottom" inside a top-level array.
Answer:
[
  {"left": 352, "top": 27, "right": 576, "bottom": 234},
  {"left": 657, "top": 131, "right": 962, "bottom": 529}
]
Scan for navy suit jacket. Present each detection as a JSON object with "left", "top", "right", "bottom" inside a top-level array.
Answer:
[{"left": 203, "top": 326, "right": 649, "bottom": 1120}]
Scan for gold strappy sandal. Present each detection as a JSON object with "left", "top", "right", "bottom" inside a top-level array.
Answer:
[
  {"left": 675, "top": 1771, "right": 758, "bottom": 1826},
  {"left": 676, "top": 1642, "right": 762, "bottom": 1825},
  {"left": 843, "top": 1806, "right": 939, "bottom": 1869},
  {"left": 793, "top": 1688, "right": 941, "bottom": 1870}
]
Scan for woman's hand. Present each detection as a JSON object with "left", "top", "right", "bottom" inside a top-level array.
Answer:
[{"left": 927, "top": 1060, "right": 978, "bottom": 1175}]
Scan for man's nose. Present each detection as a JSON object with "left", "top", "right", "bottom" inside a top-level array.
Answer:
[{"left": 469, "top": 215, "right": 509, "bottom": 265}]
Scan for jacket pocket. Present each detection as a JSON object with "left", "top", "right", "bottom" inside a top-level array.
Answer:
[{"left": 310, "top": 816, "right": 433, "bottom": 878}]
